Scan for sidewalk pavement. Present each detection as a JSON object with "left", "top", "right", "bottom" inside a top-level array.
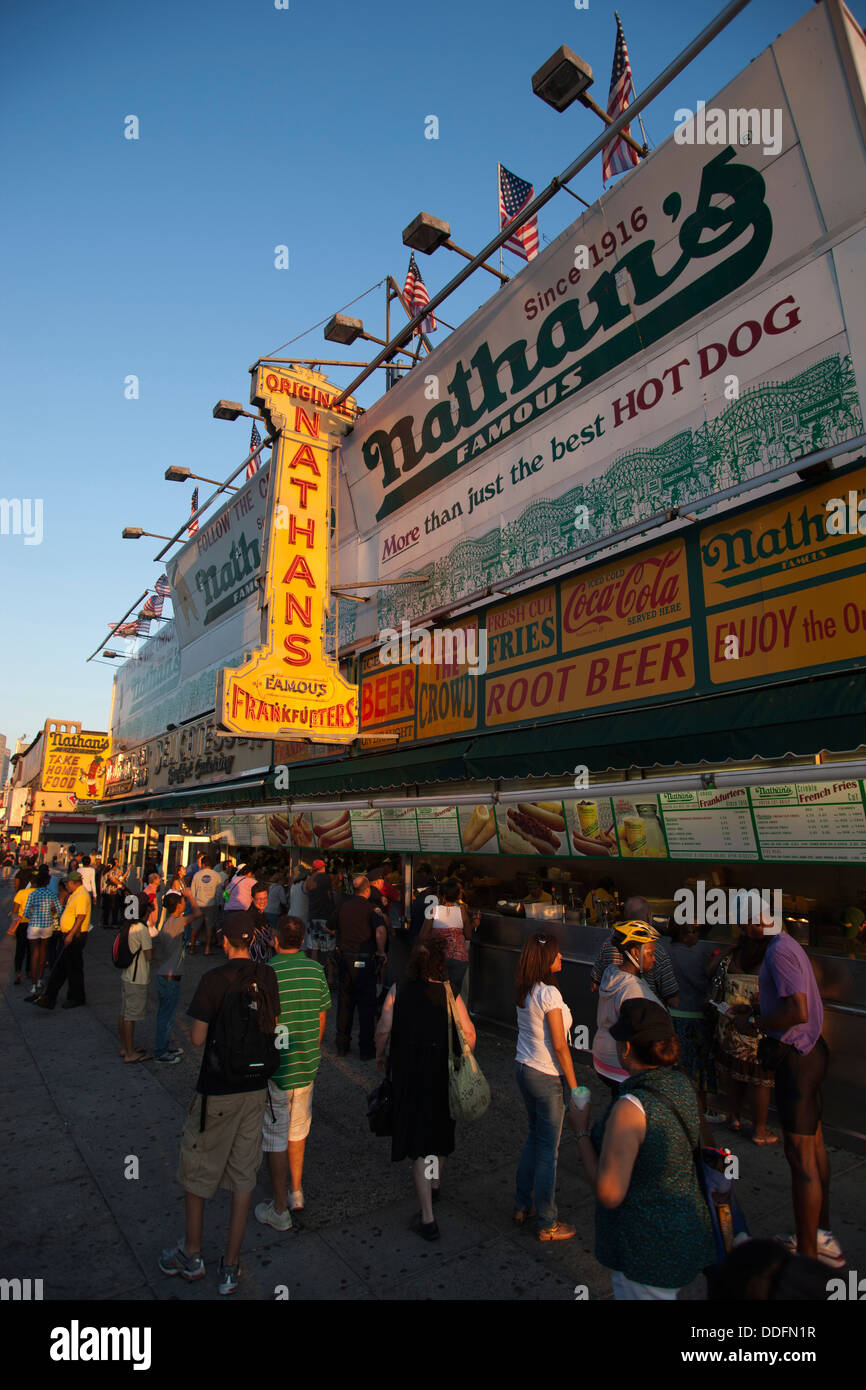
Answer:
[{"left": 2, "top": 890, "right": 864, "bottom": 1302}]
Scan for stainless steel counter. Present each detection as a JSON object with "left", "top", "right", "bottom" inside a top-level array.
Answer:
[{"left": 468, "top": 912, "right": 866, "bottom": 1153}]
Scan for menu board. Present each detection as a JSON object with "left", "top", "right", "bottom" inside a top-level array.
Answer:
[
  {"left": 749, "top": 781, "right": 866, "bottom": 863},
  {"left": 416, "top": 805, "right": 463, "bottom": 853},
  {"left": 658, "top": 788, "right": 758, "bottom": 861},
  {"left": 380, "top": 806, "right": 421, "bottom": 852},
  {"left": 286, "top": 780, "right": 866, "bottom": 865},
  {"left": 348, "top": 809, "right": 384, "bottom": 852}
]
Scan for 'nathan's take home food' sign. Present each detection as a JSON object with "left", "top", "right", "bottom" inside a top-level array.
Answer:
[
  {"left": 338, "top": 0, "right": 866, "bottom": 646},
  {"left": 216, "top": 365, "right": 360, "bottom": 744},
  {"left": 28, "top": 722, "right": 111, "bottom": 812}
]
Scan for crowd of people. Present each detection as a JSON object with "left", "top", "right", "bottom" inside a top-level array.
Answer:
[{"left": 4, "top": 844, "right": 841, "bottom": 1300}]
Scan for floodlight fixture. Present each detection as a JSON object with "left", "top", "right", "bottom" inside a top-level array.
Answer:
[{"left": 532, "top": 46, "right": 593, "bottom": 111}]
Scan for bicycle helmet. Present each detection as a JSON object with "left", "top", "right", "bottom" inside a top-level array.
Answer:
[{"left": 612, "top": 919, "right": 659, "bottom": 973}]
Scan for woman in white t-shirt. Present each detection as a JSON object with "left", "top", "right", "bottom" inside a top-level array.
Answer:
[{"left": 514, "top": 932, "right": 580, "bottom": 1242}]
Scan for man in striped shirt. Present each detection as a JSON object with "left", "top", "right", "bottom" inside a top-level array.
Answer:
[{"left": 255, "top": 915, "right": 330, "bottom": 1230}]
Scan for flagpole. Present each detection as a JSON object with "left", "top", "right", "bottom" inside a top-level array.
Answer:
[{"left": 497, "top": 164, "right": 504, "bottom": 279}]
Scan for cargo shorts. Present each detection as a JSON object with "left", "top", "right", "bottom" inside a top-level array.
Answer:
[{"left": 177, "top": 1090, "right": 268, "bottom": 1197}]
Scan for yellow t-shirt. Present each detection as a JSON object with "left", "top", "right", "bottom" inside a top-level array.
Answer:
[
  {"left": 60, "top": 885, "right": 92, "bottom": 934},
  {"left": 584, "top": 888, "right": 615, "bottom": 924},
  {"left": 14, "top": 887, "right": 33, "bottom": 920}
]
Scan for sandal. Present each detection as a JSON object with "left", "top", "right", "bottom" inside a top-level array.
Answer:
[{"left": 752, "top": 1131, "right": 779, "bottom": 1145}]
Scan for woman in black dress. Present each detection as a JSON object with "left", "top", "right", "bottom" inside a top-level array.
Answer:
[{"left": 376, "top": 936, "right": 476, "bottom": 1240}]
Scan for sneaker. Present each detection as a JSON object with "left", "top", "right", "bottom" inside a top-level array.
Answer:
[
  {"left": 289, "top": 1189, "right": 304, "bottom": 1212},
  {"left": 776, "top": 1230, "right": 845, "bottom": 1268},
  {"left": 537, "top": 1222, "right": 576, "bottom": 1242},
  {"left": 154, "top": 1052, "right": 182, "bottom": 1065},
  {"left": 704, "top": 1109, "right": 726, "bottom": 1124},
  {"left": 158, "top": 1243, "right": 206, "bottom": 1281},
  {"left": 165, "top": 1045, "right": 184, "bottom": 1056},
  {"left": 218, "top": 1257, "right": 240, "bottom": 1295},
  {"left": 255, "top": 1199, "right": 292, "bottom": 1231},
  {"left": 34, "top": 996, "right": 55, "bottom": 1010}
]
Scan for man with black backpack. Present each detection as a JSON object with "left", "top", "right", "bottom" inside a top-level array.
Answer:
[{"left": 159, "top": 911, "right": 280, "bottom": 1295}]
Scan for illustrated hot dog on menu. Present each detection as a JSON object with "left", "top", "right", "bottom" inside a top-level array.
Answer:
[
  {"left": 462, "top": 805, "right": 497, "bottom": 852},
  {"left": 503, "top": 805, "right": 562, "bottom": 855},
  {"left": 313, "top": 809, "right": 353, "bottom": 849}
]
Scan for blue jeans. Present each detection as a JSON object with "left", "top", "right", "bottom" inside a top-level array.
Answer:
[
  {"left": 515, "top": 1063, "right": 568, "bottom": 1230},
  {"left": 154, "top": 976, "right": 181, "bottom": 1057}
]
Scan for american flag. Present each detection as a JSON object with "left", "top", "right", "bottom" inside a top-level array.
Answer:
[
  {"left": 602, "top": 13, "right": 641, "bottom": 182},
  {"left": 140, "top": 575, "right": 170, "bottom": 621},
  {"left": 247, "top": 422, "right": 262, "bottom": 480},
  {"left": 402, "top": 253, "right": 436, "bottom": 335},
  {"left": 498, "top": 164, "right": 539, "bottom": 261},
  {"left": 111, "top": 620, "right": 140, "bottom": 639},
  {"left": 188, "top": 486, "right": 199, "bottom": 537}
]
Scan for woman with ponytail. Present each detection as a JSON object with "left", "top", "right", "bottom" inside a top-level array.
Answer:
[{"left": 568, "top": 997, "right": 716, "bottom": 1299}]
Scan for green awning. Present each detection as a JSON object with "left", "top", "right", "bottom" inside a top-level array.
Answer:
[
  {"left": 279, "top": 741, "right": 474, "bottom": 795},
  {"left": 464, "top": 671, "right": 866, "bottom": 780},
  {"left": 97, "top": 776, "right": 268, "bottom": 820}
]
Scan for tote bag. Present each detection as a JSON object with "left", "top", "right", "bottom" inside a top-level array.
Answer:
[{"left": 444, "top": 980, "right": 491, "bottom": 1124}]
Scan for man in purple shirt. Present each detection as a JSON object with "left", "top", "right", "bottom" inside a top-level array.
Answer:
[{"left": 733, "top": 912, "right": 842, "bottom": 1268}]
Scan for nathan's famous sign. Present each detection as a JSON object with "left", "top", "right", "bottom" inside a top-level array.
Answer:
[
  {"left": 215, "top": 365, "right": 359, "bottom": 743},
  {"left": 339, "top": 0, "right": 866, "bottom": 645},
  {"left": 38, "top": 723, "right": 110, "bottom": 806},
  {"left": 361, "top": 148, "right": 772, "bottom": 521}
]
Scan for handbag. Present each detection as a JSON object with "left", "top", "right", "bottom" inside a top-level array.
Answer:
[
  {"left": 444, "top": 980, "right": 490, "bottom": 1124},
  {"left": 649, "top": 1081, "right": 749, "bottom": 1267}
]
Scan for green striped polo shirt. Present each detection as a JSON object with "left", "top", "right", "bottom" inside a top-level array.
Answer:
[{"left": 270, "top": 952, "right": 331, "bottom": 1090}]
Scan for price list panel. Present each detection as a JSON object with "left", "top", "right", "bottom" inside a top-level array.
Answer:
[
  {"left": 659, "top": 789, "right": 758, "bottom": 861},
  {"left": 416, "top": 805, "right": 463, "bottom": 854},
  {"left": 348, "top": 809, "right": 384, "bottom": 851},
  {"left": 380, "top": 807, "right": 421, "bottom": 852},
  {"left": 749, "top": 781, "right": 866, "bottom": 863}
]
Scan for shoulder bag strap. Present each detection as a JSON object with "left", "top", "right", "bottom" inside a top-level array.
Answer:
[
  {"left": 637, "top": 1077, "right": 701, "bottom": 1161},
  {"left": 443, "top": 980, "right": 468, "bottom": 1059}
]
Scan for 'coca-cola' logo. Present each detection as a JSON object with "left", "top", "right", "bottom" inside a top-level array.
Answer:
[{"left": 563, "top": 550, "right": 683, "bottom": 636}]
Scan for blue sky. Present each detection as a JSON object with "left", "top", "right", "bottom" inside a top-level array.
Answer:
[{"left": 0, "top": 0, "right": 859, "bottom": 749}]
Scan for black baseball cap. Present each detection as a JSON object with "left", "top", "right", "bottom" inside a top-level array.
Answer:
[
  {"left": 610, "top": 998, "right": 674, "bottom": 1044},
  {"left": 222, "top": 910, "right": 254, "bottom": 945}
]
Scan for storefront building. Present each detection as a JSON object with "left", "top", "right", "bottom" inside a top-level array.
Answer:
[{"left": 96, "top": 2, "right": 866, "bottom": 1144}]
